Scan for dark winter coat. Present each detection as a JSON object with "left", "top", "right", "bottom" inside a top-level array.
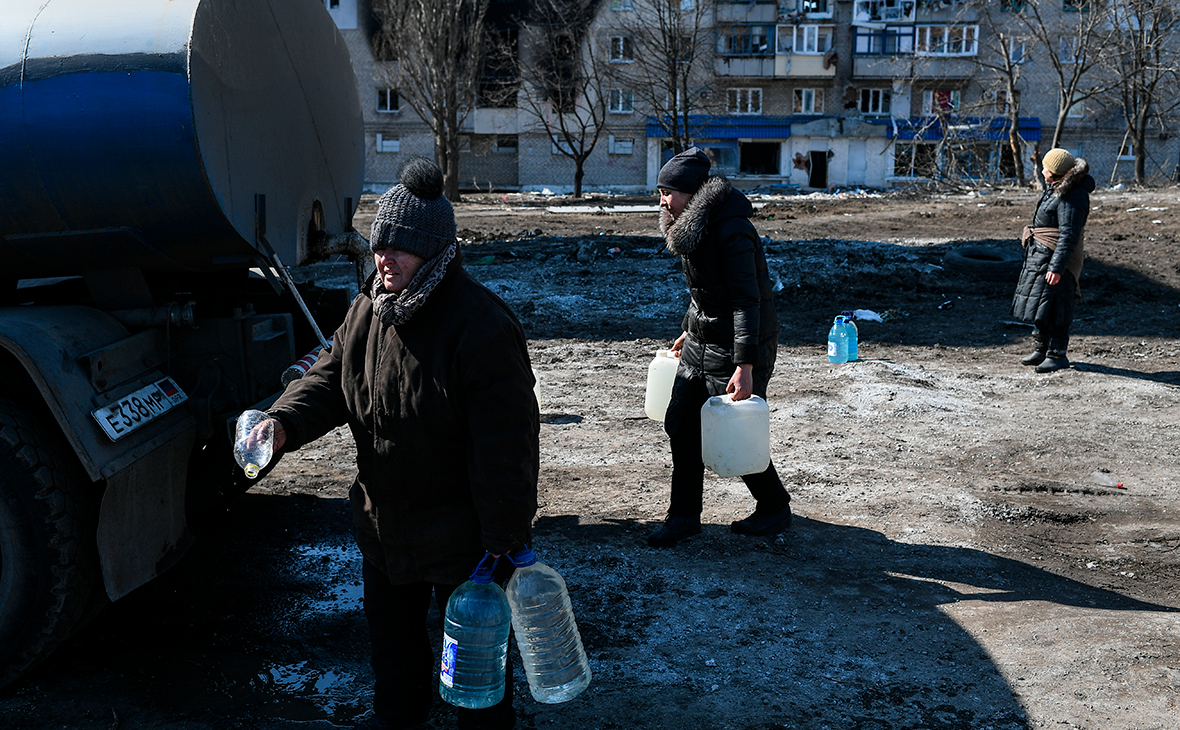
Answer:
[
  {"left": 661, "top": 175, "right": 778, "bottom": 388},
  {"left": 268, "top": 253, "right": 539, "bottom": 585},
  {"left": 1011, "top": 159, "right": 1095, "bottom": 322}
]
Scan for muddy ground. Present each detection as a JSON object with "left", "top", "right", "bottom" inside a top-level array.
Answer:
[{"left": 2, "top": 185, "right": 1179, "bottom": 730}]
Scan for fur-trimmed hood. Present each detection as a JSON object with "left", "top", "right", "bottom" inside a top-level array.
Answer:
[
  {"left": 1050, "top": 157, "right": 1094, "bottom": 198},
  {"left": 660, "top": 175, "right": 753, "bottom": 255}
]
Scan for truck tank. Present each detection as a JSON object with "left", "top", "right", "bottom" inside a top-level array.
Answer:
[{"left": 0, "top": 0, "right": 364, "bottom": 278}]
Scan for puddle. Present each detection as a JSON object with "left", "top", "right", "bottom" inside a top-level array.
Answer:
[{"left": 291, "top": 542, "right": 365, "bottom": 615}]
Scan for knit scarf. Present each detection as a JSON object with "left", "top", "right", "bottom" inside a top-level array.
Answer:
[{"left": 371, "top": 242, "right": 457, "bottom": 325}]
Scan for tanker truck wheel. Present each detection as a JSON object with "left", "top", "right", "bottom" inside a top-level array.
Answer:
[{"left": 0, "top": 397, "right": 101, "bottom": 688}]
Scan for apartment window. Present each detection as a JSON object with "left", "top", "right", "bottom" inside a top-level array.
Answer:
[
  {"left": 727, "top": 88, "right": 762, "bottom": 114},
  {"left": 800, "top": 0, "right": 832, "bottom": 18},
  {"left": 719, "top": 26, "right": 775, "bottom": 56},
  {"left": 609, "top": 0, "right": 634, "bottom": 9},
  {"left": 551, "top": 139, "right": 574, "bottom": 155},
  {"left": 793, "top": 88, "right": 823, "bottom": 114},
  {"left": 1063, "top": 0, "right": 1088, "bottom": 11},
  {"left": 609, "top": 88, "right": 635, "bottom": 113},
  {"left": 923, "top": 89, "right": 960, "bottom": 113},
  {"left": 1059, "top": 36, "right": 1079, "bottom": 64},
  {"left": 950, "top": 142, "right": 991, "bottom": 178},
  {"left": 671, "top": 35, "right": 694, "bottom": 64},
  {"left": 610, "top": 36, "right": 634, "bottom": 62},
  {"left": 894, "top": 141, "right": 937, "bottom": 177},
  {"left": 854, "top": 26, "right": 914, "bottom": 55},
  {"left": 609, "top": 135, "right": 634, "bottom": 155},
  {"left": 1008, "top": 37, "right": 1026, "bottom": 64},
  {"left": 1065, "top": 91, "right": 1085, "bottom": 118},
  {"left": 1000, "top": 0, "right": 1025, "bottom": 9},
  {"left": 375, "top": 133, "right": 399, "bottom": 153},
  {"left": 377, "top": 88, "right": 399, "bottom": 113},
  {"left": 789, "top": 25, "right": 834, "bottom": 54},
  {"left": 853, "top": 0, "right": 916, "bottom": 24},
  {"left": 915, "top": 25, "right": 978, "bottom": 56},
  {"left": 988, "top": 88, "right": 1018, "bottom": 113},
  {"left": 327, "top": 0, "right": 339, "bottom": 7},
  {"left": 494, "top": 136, "right": 518, "bottom": 154},
  {"left": 1118, "top": 141, "right": 1134, "bottom": 159},
  {"left": 859, "top": 88, "right": 891, "bottom": 115}
]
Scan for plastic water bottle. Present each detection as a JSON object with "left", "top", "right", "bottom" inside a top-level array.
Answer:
[
  {"left": 840, "top": 311, "right": 859, "bottom": 361},
  {"left": 505, "top": 547, "right": 591, "bottom": 704},
  {"left": 827, "top": 316, "right": 848, "bottom": 363},
  {"left": 440, "top": 555, "right": 511, "bottom": 709},
  {"left": 233, "top": 410, "right": 274, "bottom": 479}
]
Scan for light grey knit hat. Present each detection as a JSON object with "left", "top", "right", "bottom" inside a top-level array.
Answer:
[{"left": 369, "top": 157, "right": 456, "bottom": 260}]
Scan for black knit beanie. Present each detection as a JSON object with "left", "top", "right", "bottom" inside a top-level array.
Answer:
[
  {"left": 369, "top": 157, "right": 456, "bottom": 260},
  {"left": 657, "top": 147, "right": 711, "bottom": 194}
]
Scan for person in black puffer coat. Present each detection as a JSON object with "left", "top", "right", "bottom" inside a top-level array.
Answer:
[
  {"left": 646, "top": 147, "right": 791, "bottom": 548},
  {"left": 1011, "top": 148, "right": 1095, "bottom": 373}
]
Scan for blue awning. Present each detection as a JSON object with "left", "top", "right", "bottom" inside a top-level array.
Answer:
[
  {"left": 890, "top": 116, "right": 1041, "bottom": 142},
  {"left": 645, "top": 115, "right": 794, "bottom": 139}
]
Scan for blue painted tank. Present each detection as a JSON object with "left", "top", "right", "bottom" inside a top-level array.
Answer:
[{"left": 0, "top": 0, "right": 364, "bottom": 278}]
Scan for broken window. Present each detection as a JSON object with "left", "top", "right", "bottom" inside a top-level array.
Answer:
[
  {"left": 859, "top": 88, "right": 891, "bottom": 115},
  {"left": 893, "top": 141, "right": 936, "bottom": 177},
  {"left": 610, "top": 36, "right": 634, "bottom": 62},
  {"left": 739, "top": 142, "right": 780, "bottom": 175},
  {"left": 793, "top": 88, "right": 824, "bottom": 114},
  {"left": 854, "top": 26, "right": 915, "bottom": 55},
  {"left": 853, "top": 0, "right": 916, "bottom": 24},
  {"left": 727, "top": 88, "right": 763, "bottom": 114}
]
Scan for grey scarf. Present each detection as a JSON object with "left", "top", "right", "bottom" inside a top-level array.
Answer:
[{"left": 371, "top": 242, "right": 457, "bottom": 325}]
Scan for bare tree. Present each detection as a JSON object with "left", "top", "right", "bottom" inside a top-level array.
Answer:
[
  {"left": 963, "top": 0, "right": 1036, "bottom": 186},
  {"left": 371, "top": 0, "right": 490, "bottom": 200},
  {"left": 606, "top": 0, "right": 719, "bottom": 154},
  {"left": 508, "top": 0, "right": 610, "bottom": 197},
  {"left": 1101, "top": 0, "right": 1180, "bottom": 184},
  {"left": 1007, "top": 0, "right": 1121, "bottom": 156}
]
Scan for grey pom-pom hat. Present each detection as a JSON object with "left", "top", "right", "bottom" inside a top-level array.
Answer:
[{"left": 369, "top": 157, "right": 456, "bottom": 261}]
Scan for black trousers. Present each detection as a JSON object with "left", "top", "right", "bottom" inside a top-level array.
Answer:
[
  {"left": 362, "top": 559, "right": 516, "bottom": 730},
  {"left": 1033, "top": 270, "right": 1077, "bottom": 357},
  {"left": 662, "top": 369, "right": 790, "bottom": 518}
]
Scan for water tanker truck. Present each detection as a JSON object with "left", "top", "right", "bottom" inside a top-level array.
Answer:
[{"left": 0, "top": 0, "right": 369, "bottom": 685}]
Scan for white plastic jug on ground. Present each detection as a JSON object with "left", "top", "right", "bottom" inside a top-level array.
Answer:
[
  {"left": 644, "top": 349, "right": 679, "bottom": 422},
  {"left": 701, "top": 394, "right": 770, "bottom": 477}
]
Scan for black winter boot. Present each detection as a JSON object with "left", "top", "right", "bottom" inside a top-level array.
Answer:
[
  {"left": 1020, "top": 350, "right": 1047, "bottom": 366},
  {"left": 647, "top": 515, "right": 702, "bottom": 547},
  {"left": 1036, "top": 353, "right": 1070, "bottom": 373}
]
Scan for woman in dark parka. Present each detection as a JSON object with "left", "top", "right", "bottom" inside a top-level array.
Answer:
[
  {"left": 258, "top": 158, "right": 538, "bottom": 730},
  {"left": 647, "top": 147, "right": 792, "bottom": 548},
  {"left": 1012, "top": 148, "right": 1095, "bottom": 373}
]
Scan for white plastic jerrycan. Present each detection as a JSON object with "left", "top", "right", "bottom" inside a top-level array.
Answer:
[
  {"left": 700, "top": 394, "right": 770, "bottom": 477},
  {"left": 644, "top": 349, "right": 679, "bottom": 422}
]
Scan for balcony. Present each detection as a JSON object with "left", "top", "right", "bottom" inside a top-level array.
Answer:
[
  {"left": 774, "top": 53, "right": 836, "bottom": 77},
  {"left": 853, "top": 55, "right": 915, "bottom": 78}
]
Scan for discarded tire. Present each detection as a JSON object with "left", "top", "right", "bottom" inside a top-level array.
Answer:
[{"left": 941, "top": 245, "right": 1023, "bottom": 282}]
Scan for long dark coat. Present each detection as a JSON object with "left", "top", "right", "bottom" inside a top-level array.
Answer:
[
  {"left": 269, "top": 254, "right": 539, "bottom": 585},
  {"left": 661, "top": 175, "right": 778, "bottom": 391},
  {"left": 1012, "top": 159, "right": 1095, "bottom": 322}
]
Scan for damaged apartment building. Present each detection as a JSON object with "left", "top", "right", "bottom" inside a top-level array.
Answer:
[{"left": 325, "top": 0, "right": 1179, "bottom": 192}]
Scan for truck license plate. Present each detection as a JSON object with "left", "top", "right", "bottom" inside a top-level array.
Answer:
[{"left": 92, "top": 377, "right": 188, "bottom": 441}]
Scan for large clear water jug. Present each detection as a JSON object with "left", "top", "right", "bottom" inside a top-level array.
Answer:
[
  {"left": 700, "top": 394, "right": 771, "bottom": 477},
  {"left": 840, "top": 311, "right": 859, "bottom": 361},
  {"left": 644, "top": 349, "right": 679, "bottom": 422},
  {"left": 233, "top": 410, "right": 274, "bottom": 479},
  {"left": 506, "top": 547, "right": 592, "bottom": 704},
  {"left": 440, "top": 555, "right": 511, "bottom": 709},
  {"left": 827, "top": 316, "right": 848, "bottom": 363}
]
